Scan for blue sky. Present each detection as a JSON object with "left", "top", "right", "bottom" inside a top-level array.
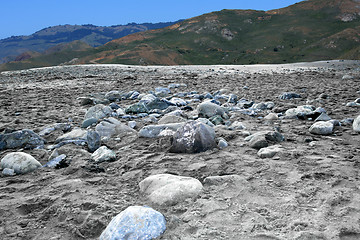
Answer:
[{"left": 1, "top": 0, "right": 302, "bottom": 39}]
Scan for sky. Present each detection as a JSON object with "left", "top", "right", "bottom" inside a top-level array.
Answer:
[{"left": 1, "top": 0, "right": 302, "bottom": 39}]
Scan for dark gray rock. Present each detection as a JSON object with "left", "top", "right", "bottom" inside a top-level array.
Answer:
[
  {"left": 125, "top": 102, "right": 149, "bottom": 114},
  {"left": 87, "top": 130, "right": 101, "bottom": 153},
  {"left": 43, "top": 154, "right": 67, "bottom": 168},
  {"left": 170, "top": 120, "right": 217, "bottom": 153},
  {"left": 81, "top": 118, "right": 98, "bottom": 128},
  {"left": 0, "top": 129, "right": 45, "bottom": 150},
  {"left": 38, "top": 123, "right": 71, "bottom": 136}
]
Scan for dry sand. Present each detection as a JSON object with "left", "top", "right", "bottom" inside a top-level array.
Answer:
[{"left": 0, "top": 60, "right": 360, "bottom": 240}]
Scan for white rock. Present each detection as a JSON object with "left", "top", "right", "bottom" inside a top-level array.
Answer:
[
  {"left": 264, "top": 113, "right": 279, "bottom": 120},
  {"left": 285, "top": 105, "right": 314, "bottom": 118},
  {"left": 257, "top": 145, "right": 283, "bottom": 158},
  {"left": 353, "top": 115, "right": 360, "bottom": 132},
  {"left": 1, "top": 152, "right": 42, "bottom": 174},
  {"left": 309, "top": 121, "right": 334, "bottom": 135},
  {"left": 217, "top": 138, "right": 228, "bottom": 149},
  {"left": 197, "top": 101, "right": 228, "bottom": 119},
  {"left": 139, "top": 174, "right": 203, "bottom": 206},
  {"left": 91, "top": 146, "right": 116, "bottom": 163}
]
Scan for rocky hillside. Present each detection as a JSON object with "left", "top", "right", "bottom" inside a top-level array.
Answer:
[{"left": 0, "top": 21, "right": 181, "bottom": 64}]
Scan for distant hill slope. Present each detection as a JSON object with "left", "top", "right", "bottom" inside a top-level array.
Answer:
[
  {"left": 0, "top": 21, "right": 181, "bottom": 64},
  {"left": 1, "top": 0, "right": 359, "bottom": 71}
]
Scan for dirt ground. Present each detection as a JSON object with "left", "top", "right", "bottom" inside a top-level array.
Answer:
[{"left": 0, "top": 60, "right": 360, "bottom": 240}]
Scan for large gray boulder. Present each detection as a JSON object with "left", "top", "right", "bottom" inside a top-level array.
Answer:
[
  {"left": 1, "top": 152, "right": 42, "bottom": 174},
  {"left": 84, "top": 104, "right": 113, "bottom": 120},
  {"left": 353, "top": 115, "right": 360, "bottom": 132},
  {"left": 56, "top": 128, "right": 88, "bottom": 143},
  {"left": 139, "top": 174, "right": 203, "bottom": 206},
  {"left": 170, "top": 120, "right": 217, "bottom": 153},
  {"left": 0, "top": 129, "right": 45, "bottom": 150},
  {"left": 198, "top": 101, "right": 228, "bottom": 119},
  {"left": 309, "top": 121, "right": 334, "bottom": 135},
  {"left": 95, "top": 117, "right": 137, "bottom": 139},
  {"left": 99, "top": 206, "right": 166, "bottom": 240}
]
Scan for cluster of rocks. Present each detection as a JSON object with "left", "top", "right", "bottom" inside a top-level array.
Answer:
[{"left": 1, "top": 78, "right": 360, "bottom": 239}]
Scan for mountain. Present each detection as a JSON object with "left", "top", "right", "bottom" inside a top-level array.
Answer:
[
  {"left": 1, "top": 0, "right": 360, "bottom": 71},
  {"left": 0, "top": 21, "right": 182, "bottom": 64}
]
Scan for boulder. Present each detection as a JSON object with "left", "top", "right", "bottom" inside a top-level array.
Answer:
[
  {"left": 198, "top": 101, "right": 228, "bottom": 119},
  {"left": 81, "top": 118, "right": 98, "bottom": 128},
  {"left": 138, "top": 123, "right": 184, "bottom": 138},
  {"left": 155, "top": 87, "right": 171, "bottom": 97},
  {"left": 87, "top": 130, "right": 101, "bottom": 152},
  {"left": 145, "top": 98, "right": 171, "bottom": 111},
  {"left": 0, "top": 129, "right": 45, "bottom": 150},
  {"left": 56, "top": 128, "right": 87, "bottom": 143},
  {"left": 353, "top": 115, "right": 360, "bottom": 132},
  {"left": 1, "top": 152, "right": 42, "bottom": 174},
  {"left": 84, "top": 104, "right": 113, "bottom": 120},
  {"left": 99, "top": 206, "right": 166, "bottom": 240},
  {"left": 125, "top": 102, "right": 149, "bottom": 114},
  {"left": 169, "top": 97, "right": 187, "bottom": 107},
  {"left": 91, "top": 146, "right": 116, "bottom": 163},
  {"left": 264, "top": 113, "right": 279, "bottom": 120},
  {"left": 245, "top": 131, "right": 284, "bottom": 150},
  {"left": 257, "top": 145, "right": 283, "bottom": 158},
  {"left": 169, "top": 120, "right": 217, "bottom": 153},
  {"left": 104, "top": 90, "right": 123, "bottom": 101},
  {"left": 309, "top": 121, "right": 334, "bottom": 135},
  {"left": 285, "top": 105, "right": 316, "bottom": 118},
  {"left": 43, "top": 154, "right": 67, "bottom": 168},
  {"left": 314, "top": 112, "right": 331, "bottom": 122},
  {"left": 139, "top": 174, "right": 203, "bottom": 206},
  {"left": 95, "top": 117, "right": 137, "bottom": 139}
]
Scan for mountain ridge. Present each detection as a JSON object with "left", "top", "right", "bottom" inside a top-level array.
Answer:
[{"left": 0, "top": 21, "right": 182, "bottom": 64}]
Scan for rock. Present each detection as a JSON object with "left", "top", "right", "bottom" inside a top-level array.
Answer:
[
  {"left": 125, "top": 102, "right": 149, "bottom": 114},
  {"left": 198, "top": 101, "right": 228, "bottom": 119},
  {"left": 169, "top": 120, "right": 217, "bottom": 153},
  {"left": 341, "top": 118, "right": 354, "bottom": 126},
  {"left": 197, "top": 118, "right": 215, "bottom": 127},
  {"left": 217, "top": 137, "right": 228, "bottom": 149},
  {"left": 246, "top": 131, "right": 284, "bottom": 149},
  {"left": 346, "top": 102, "right": 360, "bottom": 107},
  {"left": 249, "top": 135, "right": 268, "bottom": 149},
  {"left": 169, "top": 97, "right": 187, "bottom": 107},
  {"left": 237, "top": 99, "right": 254, "bottom": 108},
  {"left": 2, "top": 168, "right": 16, "bottom": 176},
  {"left": 84, "top": 104, "right": 113, "bottom": 120},
  {"left": 209, "top": 115, "right": 225, "bottom": 125},
  {"left": 91, "top": 146, "right": 116, "bottom": 163},
  {"left": 228, "top": 121, "right": 246, "bottom": 130},
  {"left": 38, "top": 123, "right": 71, "bottom": 136},
  {"left": 309, "top": 121, "right": 334, "bottom": 135},
  {"left": 314, "top": 112, "right": 331, "bottom": 122},
  {"left": 342, "top": 74, "right": 354, "bottom": 80},
  {"left": 0, "top": 129, "right": 45, "bottom": 151},
  {"left": 43, "top": 154, "right": 67, "bottom": 168},
  {"left": 81, "top": 118, "right": 98, "bottom": 128},
  {"left": 99, "top": 206, "right": 166, "bottom": 240},
  {"left": 155, "top": 87, "right": 171, "bottom": 97},
  {"left": 279, "top": 92, "right": 301, "bottom": 100},
  {"left": 0, "top": 129, "right": 45, "bottom": 150},
  {"left": 0, "top": 152, "right": 42, "bottom": 174},
  {"left": 104, "top": 90, "right": 122, "bottom": 101},
  {"left": 95, "top": 118, "right": 137, "bottom": 140},
  {"left": 87, "top": 130, "right": 101, "bottom": 152},
  {"left": 139, "top": 174, "right": 203, "bottom": 206},
  {"left": 227, "top": 94, "right": 238, "bottom": 104},
  {"left": 257, "top": 145, "right": 283, "bottom": 158},
  {"left": 128, "top": 121, "right": 137, "bottom": 129},
  {"left": 56, "top": 128, "right": 88, "bottom": 143},
  {"left": 145, "top": 98, "right": 171, "bottom": 111},
  {"left": 252, "top": 102, "right": 274, "bottom": 110},
  {"left": 285, "top": 105, "right": 316, "bottom": 118},
  {"left": 264, "top": 113, "right": 279, "bottom": 120},
  {"left": 138, "top": 123, "right": 184, "bottom": 138},
  {"left": 158, "top": 115, "right": 186, "bottom": 125},
  {"left": 353, "top": 115, "right": 360, "bottom": 132}
]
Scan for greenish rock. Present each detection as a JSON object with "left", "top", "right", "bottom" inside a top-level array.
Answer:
[
  {"left": 125, "top": 102, "right": 149, "bottom": 114},
  {"left": 209, "top": 115, "right": 224, "bottom": 125},
  {"left": 146, "top": 98, "right": 170, "bottom": 111}
]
